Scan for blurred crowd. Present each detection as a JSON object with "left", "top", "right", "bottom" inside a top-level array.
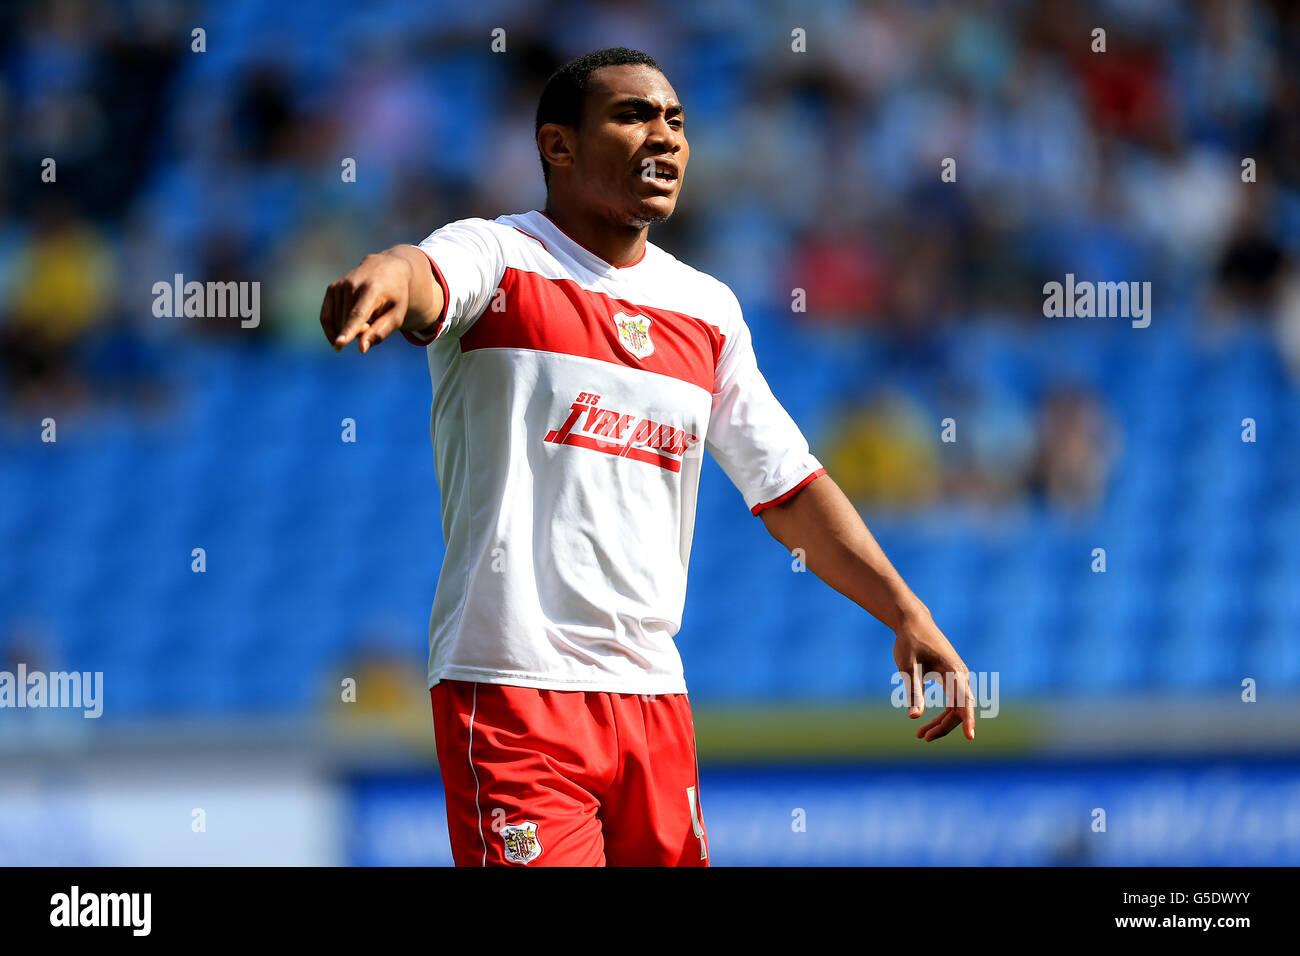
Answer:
[
  {"left": 1, "top": 0, "right": 1297, "bottom": 513},
  {"left": 822, "top": 382, "right": 1119, "bottom": 513}
]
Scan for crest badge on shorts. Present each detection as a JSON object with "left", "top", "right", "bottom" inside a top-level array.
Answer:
[
  {"left": 613, "top": 311, "right": 654, "bottom": 360},
  {"left": 501, "top": 822, "right": 543, "bottom": 864}
]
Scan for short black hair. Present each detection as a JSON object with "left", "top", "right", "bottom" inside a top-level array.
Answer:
[{"left": 535, "top": 47, "right": 663, "bottom": 186}]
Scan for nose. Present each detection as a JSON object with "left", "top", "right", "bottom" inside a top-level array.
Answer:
[{"left": 646, "top": 115, "right": 682, "bottom": 153}]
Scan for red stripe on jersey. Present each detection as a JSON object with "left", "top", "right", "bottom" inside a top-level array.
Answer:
[
  {"left": 751, "top": 467, "right": 827, "bottom": 515},
  {"left": 403, "top": 248, "right": 453, "bottom": 346},
  {"left": 458, "top": 268, "right": 724, "bottom": 393}
]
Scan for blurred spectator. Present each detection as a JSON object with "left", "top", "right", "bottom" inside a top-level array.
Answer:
[
  {"left": 1025, "top": 386, "right": 1118, "bottom": 514},
  {"left": 786, "top": 227, "right": 888, "bottom": 326},
  {"left": 1213, "top": 186, "right": 1288, "bottom": 316},
  {"left": 1276, "top": 267, "right": 1300, "bottom": 381},
  {"left": 938, "top": 379, "right": 1036, "bottom": 506},
  {"left": 822, "top": 389, "right": 941, "bottom": 511},
  {"left": 330, "top": 622, "right": 431, "bottom": 737},
  {"left": 0, "top": 200, "right": 114, "bottom": 409}
]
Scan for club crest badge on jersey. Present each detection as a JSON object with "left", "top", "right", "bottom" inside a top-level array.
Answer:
[
  {"left": 501, "top": 822, "right": 543, "bottom": 864},
  {"left": 613, "top": 311, "right": 654, "bottom": 360}
]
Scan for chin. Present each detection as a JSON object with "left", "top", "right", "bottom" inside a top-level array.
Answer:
[{"left": 626, "top": 196, "right": 677, "bottom": 228}]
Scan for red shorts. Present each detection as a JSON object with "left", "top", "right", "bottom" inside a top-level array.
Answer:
[{"left": 430, "top": 679, "right": 709, "bottom": 866}]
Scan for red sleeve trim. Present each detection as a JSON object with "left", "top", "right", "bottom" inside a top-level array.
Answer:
[
  {"left": 750, "top": 467, "right": 827, "bottom": 516},
  {"left": 401, "top": 248, "right": 452, "bottom": 346}
]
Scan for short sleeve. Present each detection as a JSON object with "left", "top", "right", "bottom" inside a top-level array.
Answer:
[
  {"left": 402, "top": 218, "right": 507, "bottom": 345},
  {"left": 705, "top": 290, "right": 826, "bottom": 514}
]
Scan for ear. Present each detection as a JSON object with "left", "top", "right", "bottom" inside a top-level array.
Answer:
[{"left": 537, "top": 123, "right": 577, "bottom": 174}]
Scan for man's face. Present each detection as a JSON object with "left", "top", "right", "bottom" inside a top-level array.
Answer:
[{"left": 563, "top": 65, "right": 688, "bottom": 227}]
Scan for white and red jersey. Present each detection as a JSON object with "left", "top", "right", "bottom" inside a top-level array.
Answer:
[{"left": 407, "top": 209, "right": 824, "bottom": 694}]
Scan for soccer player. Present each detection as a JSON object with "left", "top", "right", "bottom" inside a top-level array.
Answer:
[{"left": 319, "top": 48, "right": 975, "bottom": 867}]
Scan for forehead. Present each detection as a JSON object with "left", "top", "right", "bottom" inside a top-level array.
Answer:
[{"left": 586, "top": 65, "right": 680, "bottom": 108}]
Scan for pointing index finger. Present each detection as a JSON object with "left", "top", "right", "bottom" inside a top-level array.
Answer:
[
  {"left": 335, "top": 285, "right": 383, "bottom": 348},
  {"left": 321, "top": 284, "right": 343, "bottom": 349}
]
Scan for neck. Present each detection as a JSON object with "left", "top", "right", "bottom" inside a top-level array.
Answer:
[{"left": 542, "top": 199, "right": 648, "bottom": 268}]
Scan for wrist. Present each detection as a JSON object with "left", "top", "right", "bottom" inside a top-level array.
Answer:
[
  {"left": 384, "top": 248, "right": 434, "bottom": 336},
  {"left": 892, "top": 597, "right": 932, "bottom": 632}
]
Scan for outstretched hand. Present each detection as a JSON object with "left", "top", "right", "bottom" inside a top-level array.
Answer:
[
  {"left": 320, "top": 251, "right": 415, "bottom": 353},
  {"left": 892, "top": 612, "right": 976, "bottom": 742}
]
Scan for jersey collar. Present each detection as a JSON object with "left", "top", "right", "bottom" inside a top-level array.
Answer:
[{"left": 528, "top": 209, "right": 649, "bottom": 272}]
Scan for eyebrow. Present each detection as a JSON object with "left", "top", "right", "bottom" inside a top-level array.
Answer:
[{"left": 610, "top": 96, "right": 685, "bottom": 119}]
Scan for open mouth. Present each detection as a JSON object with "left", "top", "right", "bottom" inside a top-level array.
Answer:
[{"left": 644, "top": 161, "right": 678, "bottom": 185}]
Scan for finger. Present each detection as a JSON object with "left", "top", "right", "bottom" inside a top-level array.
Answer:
[
  {"left": 335, "top": 285, "right": 384, "bottom": 348},
  {"left": 321, "top": 284, "right": 345, "bottom": 349},
  {"left": 923, "top": 709, "right": 963, "bottom": 742},
  {"left": 915, "top": 711, "right": 946, "bottom": 738},
  {"left": 909, "top": 661, "right": 924, "bottom": 718},
  {"left": 331, "top": 284, "right": 352, "bottom": 349},
  {"left": 919, "top": 710, "right": 957, "bottom": 741},
  {"left": 358, "top": 305, "right": 403, "bottom": 353},
  {"left": 959, "top": 670, "right": 976, "bottom": 740},
  {"left": 319, "top": 285, "right": 335, "bottom": 345}
]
